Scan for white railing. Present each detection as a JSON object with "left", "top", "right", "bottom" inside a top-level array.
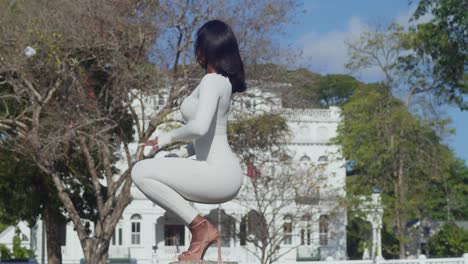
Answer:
[
  {"left": 289, "top": 254, "right": 468, "bottom": 264},
  {"left": 45, "top": 252, "right": 468, "bottom": 264},
  {"left": 160, "top": 246, "right": 237, "bottom": 262}
]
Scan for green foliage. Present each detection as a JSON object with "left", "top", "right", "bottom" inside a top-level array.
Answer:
[
  {"left": 228, "top": 113, "right": 290, "bottom": 163},
  {"left": 316, "top": 74, "right": 360, "bottom": 107},
  {"left": 0, "top": 243, "right": 12, "bottom": 260},
  {"left": 411, "top": 0, "right": 468, "bottom": 109},
  {"left": 425, "top": 157, "right": 468, "bottom": 221},
  {"left": 381, "top": 223, "right": 400, "bottom": 259},
  {"left": 346, "top": 216, "right": 372, "bottom": 259},
  {"left": 0, "top": 227, "right": 35, "bottom": 260},
  {"left": 333, "top": 84, "right": 453, "bottom": 256},
  {"left": 0, "top": 147, "right": 52, "bottom": 226},
  {"left": 12, "top": 228, "right": 33, "bottom": 259},
  {"left": 427, "top": 222, "right": 468, "bottom": 257}
]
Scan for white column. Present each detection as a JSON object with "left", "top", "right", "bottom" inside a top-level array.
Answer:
[
  {"left": 371, "top": 226, "right": 377, "bottom": 258},
  {"left": 377, "top": 227, "right": 383, "bottom": 259}
]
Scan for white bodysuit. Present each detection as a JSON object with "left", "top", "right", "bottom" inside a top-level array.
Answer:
[{"left": 131, "top": 72, "right": 244, "bottom": 225}]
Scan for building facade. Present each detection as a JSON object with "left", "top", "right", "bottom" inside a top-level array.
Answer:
[{"left": 0, "top": 81, "right": 348, "bottom": 264}]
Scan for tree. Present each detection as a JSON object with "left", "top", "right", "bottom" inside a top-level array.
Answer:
[
  {"left": 346, "top": 216, "right": 372, "bottom": 260},
  {"left": 0, "top": 227, "right": 34, "bottom": 260},
  {"left": 410, "top": 0, "right": 468, "bottom": 109},
  {"left": 0, "top": 1, "right": 160, "bottom": 263},
  {"left": 0, "top": 147, "right": 66, "bottom": 263},
  {"left": 333, "top": 84, "right": 452, "bottom": 259},
  {"left": 424, "top": 156, "right": 468, "bottom": 221},
  {"left": 427, "top": 222, "right": 468, "bottom": 257},
  {"left": 0, "top": 1, "right": 303, "bottom": 263},
  {"left": 343, "top": 20, "right": 464, "bottom": 258},
  {"left": 316, "top": 74, "right": 360, "bottom": 107}
]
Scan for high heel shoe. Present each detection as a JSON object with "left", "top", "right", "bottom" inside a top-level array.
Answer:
[{"left": 178, "top": 218, "right": 222, "bottom": 262}]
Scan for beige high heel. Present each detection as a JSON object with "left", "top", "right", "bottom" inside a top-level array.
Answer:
[{"left": 178, "top": 218, "right": 222, "bottom": 262}]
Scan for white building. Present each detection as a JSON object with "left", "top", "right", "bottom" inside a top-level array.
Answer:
[{"left": 0, "top": 80, "right": 348, "bottom": 264}]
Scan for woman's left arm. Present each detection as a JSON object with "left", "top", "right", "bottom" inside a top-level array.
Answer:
[{"left": 157, "top": 74, "right": 221, "bottom": 148}]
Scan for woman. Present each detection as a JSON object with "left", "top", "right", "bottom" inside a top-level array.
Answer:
[{"left": 131, "top": 19, "right": 246, "bottom": 262}]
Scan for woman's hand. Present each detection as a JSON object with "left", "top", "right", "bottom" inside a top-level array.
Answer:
[{"left": 139, "top": 137, "right": 159, "bottom": 152}]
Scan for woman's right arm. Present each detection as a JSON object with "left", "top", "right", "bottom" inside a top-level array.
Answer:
[{"left": 157, "top": 73, "right": 221, "bottom": 148}]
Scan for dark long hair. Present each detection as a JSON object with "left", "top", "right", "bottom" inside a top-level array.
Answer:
[{"left": 194, "top": 19, "right": 246, "bottom": 93}]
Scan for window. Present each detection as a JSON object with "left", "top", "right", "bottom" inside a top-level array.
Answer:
[
  {"left": 119, "top": 227, "right": 123, "bottom": 245},
  {"left": 300, "top": 155, "right": 311, "bottom": 168},
  {"left": 283, "top": 215, "right": 293, "bottom": 245},
  {"left": 300, "top": 215, "right": 312, "bottom": 246},
  {"left": 158, "top": 95, "right": 165, "bottom": 105},
  {"left": 300, "top": 155, "right": 311, "bottom": 162},
  {"left": 319, "top": 215, "right": 329, "bottom": 246},
  {"left": 240, "top": 216, "right": 247, "bottom": 246},
  {"left": 164, "top": 225, "right": 185, "bottom": 246},
  {"left": 131, "top": 214, "right": 142, "bottom": 245},
  {"left": 318, "top": 156, "right": 328, "bottom": 162},
  {"left": 423, "top": 226, "right": 430, "bottom": 238},
  {"left": 300, "top": 229, "right": 305, "bottom": 245},
  {"left": 112, "top": 226, "right": 123, "bottom": 246}
]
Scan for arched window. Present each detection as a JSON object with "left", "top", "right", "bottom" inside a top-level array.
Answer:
[
  {"left": 131, "top": 214, "right": 142, "bottom": 245},
  {"left": 300, "top": 155, "right": 311, "bottom": 169},
  {"left": 300, "top": 155, "right": 311, "bottom": 162},
  {"left": 283, "top": 214, "right": 293, "bottom": 245},
  {"left": 318, "top": 155, "right": 328, "bottom": 162},
  {"left": 319, "top": 215, "right": 329, "bottom": 246}
]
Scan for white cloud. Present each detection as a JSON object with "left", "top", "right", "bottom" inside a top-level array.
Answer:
[
  {"left": 297, "top": 5, "right": 433, "bottom": 83},
  {"left": 298, "top": 16, "right": 384, "bottom": 81}
]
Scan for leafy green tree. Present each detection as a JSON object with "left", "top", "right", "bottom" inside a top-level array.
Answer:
[
  {"left": 410, "top": 0, "right": 468, "bottom": 109},
  {"left": 346, "top": 216, "right": 372, "bottom": 260},
  {"left": 11, "top": 228, "right": 34, "bottom": 259},
  {"left": 0, "top": 227, "right": 34, "bottom": 260},
  {"left": 344, "top": 19, "right": 466, "bottom": 258},
  {"left": 425, "top": 156, "right": 468, "bottom": 221},
  {"left": 0, "top": 145, "right": 68, "bottom": 263},
  {"left": 228, "top": 113, "right": 290, "bottom": 164},
  {"left": 333, "top": 84, "right": 452, "bottom": 259},
  {"left": 0, "top": 243, "right": 12, "bottom": 260},
  {"left": 315, "top": 74, "right": 360, "bottom": 107},
  {"left": 427, "top": 222, "right": 468, "bottom": 257}
]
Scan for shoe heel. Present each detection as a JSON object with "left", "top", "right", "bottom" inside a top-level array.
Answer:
[{"left": 216, "top": 236, "right": 222, "bottom": 263}]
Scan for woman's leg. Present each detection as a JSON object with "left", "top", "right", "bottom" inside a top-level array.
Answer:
[
  {"left": 131, "top": 157, "right": 241, "bottom": 204},
  {"left": 131, "top": 159, "right": 200, "bottom": 225}
]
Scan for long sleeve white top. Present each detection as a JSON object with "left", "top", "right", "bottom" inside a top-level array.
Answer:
[{"left": 157, "top": 73, "right": 230, "bottom": 150}]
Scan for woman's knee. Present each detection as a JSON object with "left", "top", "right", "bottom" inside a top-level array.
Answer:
[{"left": 131, "top": 160, "right": 147, "bottom": 184}]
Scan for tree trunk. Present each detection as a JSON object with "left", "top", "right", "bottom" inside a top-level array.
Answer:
[
  {"left": 397, "top": 157, "right": 406, "bottom": 259},
  {"left": 42, "top": 204, "right": 63, "bottom": 264}
]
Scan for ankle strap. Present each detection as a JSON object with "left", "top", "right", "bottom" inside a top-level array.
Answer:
[{"left": 189, "top": 218, "right": 207, "bottom": 229}]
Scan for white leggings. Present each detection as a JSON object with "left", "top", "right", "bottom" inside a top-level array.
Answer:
[{"left": 131, "top": 155, "right": 243, "bottom": 225}]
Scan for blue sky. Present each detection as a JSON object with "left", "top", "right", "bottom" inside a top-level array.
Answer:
[{"left": 279, "top": 0, "right": 467, "bottom": 163}]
